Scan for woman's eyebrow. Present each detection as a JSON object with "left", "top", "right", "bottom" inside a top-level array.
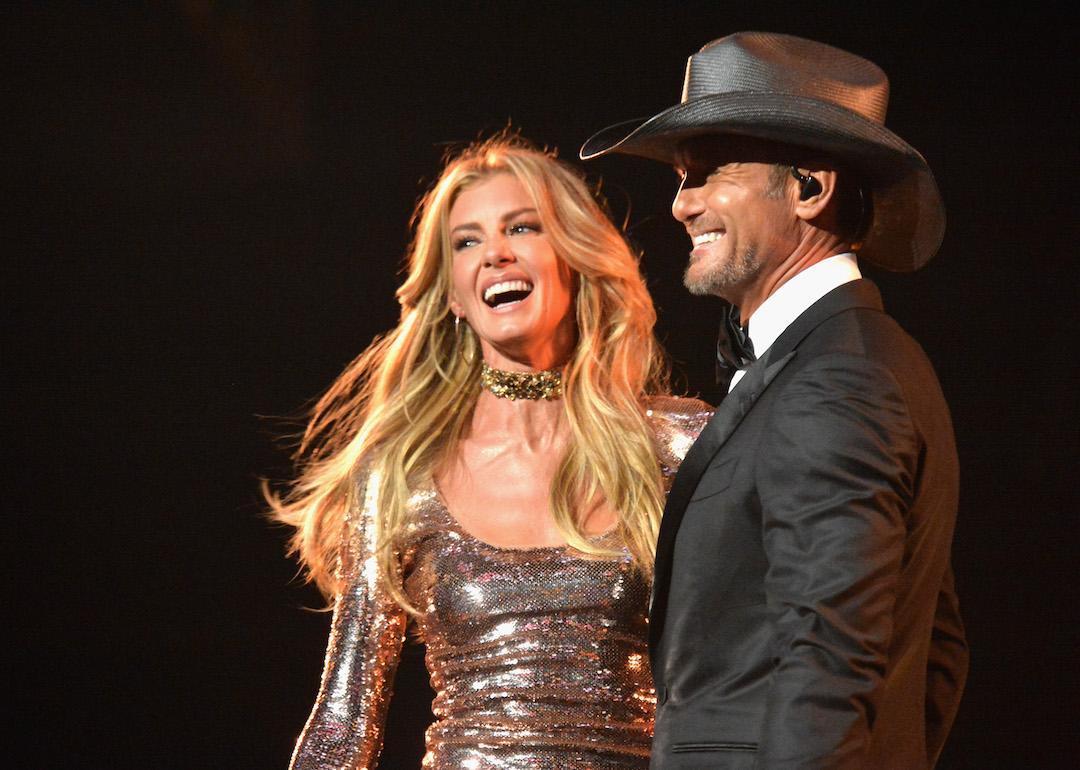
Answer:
[{"left": 450, "top": 207, "right": 539, "bottom": 235}]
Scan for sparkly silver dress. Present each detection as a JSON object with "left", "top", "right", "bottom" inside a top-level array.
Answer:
[{"left": 290, "top": 397, "right": 711, "bottom": 770}]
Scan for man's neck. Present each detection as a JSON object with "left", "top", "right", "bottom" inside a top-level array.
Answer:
[
  {"left": 733, "top": 236, "right": 850, "bottom": 324},
  {"left": 726, "top": 253, "right": 861, "bottom": 392}
]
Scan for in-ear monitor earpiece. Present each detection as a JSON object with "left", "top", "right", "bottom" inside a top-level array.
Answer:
[{"left": 790, "top": 167, "right": 822, "bottom": 201}]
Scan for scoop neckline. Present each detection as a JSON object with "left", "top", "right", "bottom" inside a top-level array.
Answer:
[{"left": 428, "top": 480, "right": 618, "bottom": 554}]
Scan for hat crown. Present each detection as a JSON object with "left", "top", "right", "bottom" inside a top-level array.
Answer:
[{"left": 682, "top": 32, "right": 890, "bottom": 125}]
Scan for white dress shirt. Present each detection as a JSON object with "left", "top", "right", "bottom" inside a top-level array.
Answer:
[{"left": 728, "top": 253, "right": 862, "bottom": 392}]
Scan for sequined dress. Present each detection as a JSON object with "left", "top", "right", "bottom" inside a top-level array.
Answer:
[{"left": 290, "top": 397, "right": 711, "bottom": 770}]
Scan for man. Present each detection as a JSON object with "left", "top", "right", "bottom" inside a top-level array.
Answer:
[{"left": 581, "top": 32, "right": 968, "bottom": 769}]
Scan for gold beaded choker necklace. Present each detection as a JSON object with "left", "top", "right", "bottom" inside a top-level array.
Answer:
[{"left": 480, "top": 363, "right": 563, "bottom": 401}]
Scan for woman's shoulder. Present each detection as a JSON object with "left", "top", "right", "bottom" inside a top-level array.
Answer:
[
  {"left": 344, "top": 461, "right": 441, "bottom": 555},
  {"left": 642, "top": 395, "right": 714, "bottom": 468},
  {"left": 643, "top": 394, "right": 713, "bottom": 420}
]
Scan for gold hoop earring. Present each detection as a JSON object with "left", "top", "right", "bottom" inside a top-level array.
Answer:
[{"left": 454, "top": 314, "right": 475, "bottom": 366}]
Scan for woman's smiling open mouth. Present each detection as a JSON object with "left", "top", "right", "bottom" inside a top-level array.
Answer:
[{"left": 483, "top": 279, "right": 534, "bottom": 309}]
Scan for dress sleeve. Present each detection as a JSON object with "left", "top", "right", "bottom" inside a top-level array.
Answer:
[
  {"left": 643, "top": 395, "right": 714, "bottom": 477},
  {"left": 290, "top": 469, "right": 408, "bottom": 770}
]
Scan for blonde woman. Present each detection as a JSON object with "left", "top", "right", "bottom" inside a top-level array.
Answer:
[{"left": 268, "top": 136, "right": 710, "bottom": 769}]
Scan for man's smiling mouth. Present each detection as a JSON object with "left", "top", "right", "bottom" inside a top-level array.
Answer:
[{"left": 692, "top": 230, "right": 724, "bottom": 246}]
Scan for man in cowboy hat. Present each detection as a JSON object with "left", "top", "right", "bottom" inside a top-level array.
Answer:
[{"left": 582, "top": 32, "right": 968, "bottom": 769}]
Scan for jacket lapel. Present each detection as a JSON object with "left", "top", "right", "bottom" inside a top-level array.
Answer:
[
  {"left": 649, "top": 349, "right": 795, "bottom": 650},
  {"left": 648, "top": 279, "right": 884, "bottom": 654}
]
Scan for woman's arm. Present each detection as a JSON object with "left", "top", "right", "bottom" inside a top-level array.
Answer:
[{"left": 290, "top": 470, "right": 408, "bottom": 770}]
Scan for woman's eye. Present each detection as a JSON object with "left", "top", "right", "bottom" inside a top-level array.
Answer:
[
  {"left": 453, "top": 235, "right": 479, "bottom": 250},
  {"left": 508, "top": 221, "right": 540, "bottom": 236}
]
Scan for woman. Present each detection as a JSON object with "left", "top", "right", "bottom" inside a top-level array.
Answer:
[{"left": 268, "top": 135, "right": 710, "bottom": 769}]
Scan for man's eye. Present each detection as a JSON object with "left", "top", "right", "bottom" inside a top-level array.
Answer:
[{"left": 680, "top": 167, "right": 715, "bottom": 187}]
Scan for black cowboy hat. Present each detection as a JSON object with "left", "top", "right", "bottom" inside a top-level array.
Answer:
[{"left": 580, "top": 31, "right": 945, "bottom": 272}]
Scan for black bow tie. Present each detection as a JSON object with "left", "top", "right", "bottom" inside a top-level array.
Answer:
[{"left": 716, "top": 303, "right": 756, "bottom": 379}]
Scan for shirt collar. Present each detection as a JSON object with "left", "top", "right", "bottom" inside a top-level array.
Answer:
[
  {"left": 747, "top": 252, "right": 862, "bottom": 357},
  {"left": 728, "top": 253, "right": 861, "bottom": 392}
]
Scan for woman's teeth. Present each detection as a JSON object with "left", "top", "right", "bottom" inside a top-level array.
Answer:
[{"left": 483, "top": 280, "right": 533, "bottom": 307}]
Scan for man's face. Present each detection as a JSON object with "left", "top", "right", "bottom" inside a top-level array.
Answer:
[{"left": 671, "top": 140, "right": 798, "bottom": 303}]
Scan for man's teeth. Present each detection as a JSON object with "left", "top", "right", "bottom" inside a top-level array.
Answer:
[
  {"left": 692, "top": 231, "right": 723, "bottom": 246},
  {"left": 483, "top": 280, "right": 533, "bottom": 303}
]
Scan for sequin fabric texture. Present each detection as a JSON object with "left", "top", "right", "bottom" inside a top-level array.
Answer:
[{"left": 290, "top": 397, "right": 712, "bottom": 770}]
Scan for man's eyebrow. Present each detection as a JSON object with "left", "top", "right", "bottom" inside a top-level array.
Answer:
[{"left": 449, "top": 207, "right": 538, "bottom": 234}]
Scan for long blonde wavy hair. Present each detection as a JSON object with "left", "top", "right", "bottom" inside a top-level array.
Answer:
[{"left": 267, "top": 135, "right": 668, "bottom": 609}]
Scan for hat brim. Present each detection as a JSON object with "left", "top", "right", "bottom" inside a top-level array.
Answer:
[{"left": 581, "top": 93, "right": 945, "bottom": 272}]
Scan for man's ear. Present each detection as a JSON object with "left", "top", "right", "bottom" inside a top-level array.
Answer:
[{"left": 793, "top": 167, "right": 838, "bottom": 221}]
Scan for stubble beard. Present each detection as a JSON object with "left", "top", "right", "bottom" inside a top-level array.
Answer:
[{"left": 683, "top": 245, "right": 761, "bottom": 299}]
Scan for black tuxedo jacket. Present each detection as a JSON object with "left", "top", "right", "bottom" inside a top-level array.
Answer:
[{"left": 649, "top": 280, "right": 968, "bottom": 770}]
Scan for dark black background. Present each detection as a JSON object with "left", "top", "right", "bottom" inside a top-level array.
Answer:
[{"left": 8, "top": 2, "right": 1077, "bottom": 768}]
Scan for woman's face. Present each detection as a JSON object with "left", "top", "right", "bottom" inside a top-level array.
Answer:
[{"left": 447, "top": 173, "right": 576, "bottom": 371}]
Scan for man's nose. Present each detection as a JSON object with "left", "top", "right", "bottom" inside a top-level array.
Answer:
[{"left": 671, "top": 183, "right": 703, "bottom": 224}]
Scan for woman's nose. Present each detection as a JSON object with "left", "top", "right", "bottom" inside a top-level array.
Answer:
[{"left": 483, "top": 234, "right": 515, "bottom": 267}]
